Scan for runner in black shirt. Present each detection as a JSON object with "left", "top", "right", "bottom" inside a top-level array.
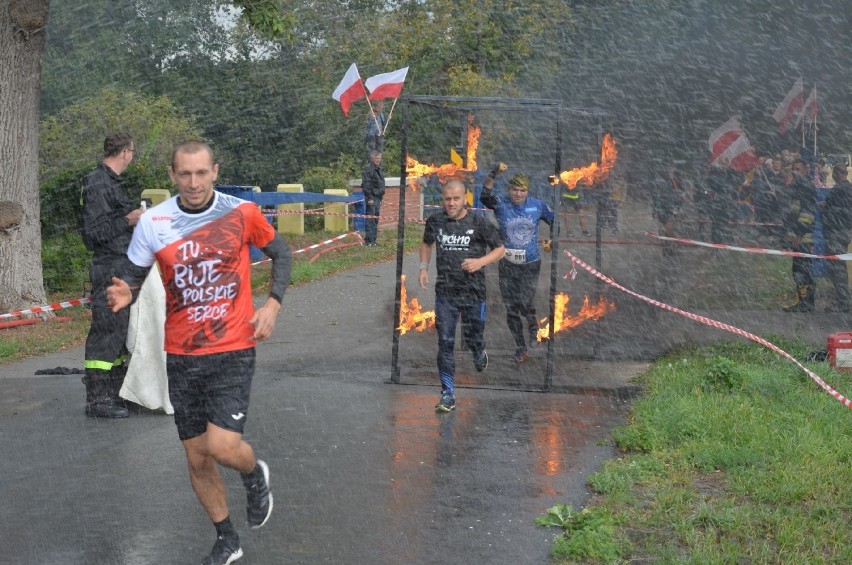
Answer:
[{"left": 419, "top": 180, "right": 505, "bottom": 412}]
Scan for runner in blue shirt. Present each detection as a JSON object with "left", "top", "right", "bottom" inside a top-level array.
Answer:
[{"left": 481, "top": 169, "right": 555, "bottom": 363}]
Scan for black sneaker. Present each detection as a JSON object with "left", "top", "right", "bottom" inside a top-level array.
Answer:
[
  {"left": 513, "top": 347, "right": 529, "bottom": 364},
  {"left": 435, "top": 393, "right": 456, "bottom": 413},
  {"left": 582, "top": 230, "right": 592, "bottom": 237},
  {"left": 473, "top": 351, "right": 488, "bottom": 372},
  {"left": 245, "top": 460, "right": 273, "bottom": 529},
  {"left": 202, "top": 535, "right": 243, "bottom": 565}
]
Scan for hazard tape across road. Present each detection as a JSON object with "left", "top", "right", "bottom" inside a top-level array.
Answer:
[
  {"left": 0, "top": 297, "right": 92, "bottom": 320},
  {"left": 564, "top": 249, "right": 851, "bottom": 410},
  {"left": 252, "top": 230, "right": 363, "bottom": 264},
  {"left": 646, "top": 232, "right": 852, "bottom": 261},
  {"left": 263, "top": 208, "right": 427, "bottom": 224},
  {"left": 2, "top": 232, "right": 368, "bottom": 319}
]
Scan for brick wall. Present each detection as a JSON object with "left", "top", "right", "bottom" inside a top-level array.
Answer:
[{"left": 352, "top": 177, "right": 423, "bottom": 231}]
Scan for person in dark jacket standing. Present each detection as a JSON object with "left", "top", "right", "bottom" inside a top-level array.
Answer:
[
  {"left": 80, "top": 133, "right": 142, "bottom": 418},
  {"left": 821, "top": 163, "right": 852, "bottom": 312},
  {"left": 419, "top": 180, "right": 505, "bottom": 413},
  {"left": 361, "top": 150, "right": 385, "bottom": 246},
  {"left": 783, "top": 158, "right": 817, "bottom": 312},
  {"left": 705, "top": 160, "right": 742, "bottom": 244}
]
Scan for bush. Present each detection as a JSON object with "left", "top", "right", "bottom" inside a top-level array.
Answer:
[
  {"left": 299, "top": 156, "right": 361, "bottom": 232},
  {"left": 40, "top": 165, "right": 92, "bottom": 238},
  {"left": 703, "top": 356, "right": 745, "bottom": 392},
  {"left": 40, "top": 161, "right": 173, "bottom": 239},
  {"left": 42, "top": 232, "right": 91, "bottom": 295},
  {"left": 39, "top": 86, "right": 200, "bottom": 185}
]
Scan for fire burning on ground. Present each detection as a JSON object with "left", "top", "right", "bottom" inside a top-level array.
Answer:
[
  {"left": 550, "top": 132, "right": 618, "bottom": 189},
  {"left": 397, "top": 275, "right": 436, "bottom": 334},
  {"left": 536, "top": 293, "right": 615, "bottom": 342},
  {"left": 405, "top": 117, "right": 481, "bottom": 189}
]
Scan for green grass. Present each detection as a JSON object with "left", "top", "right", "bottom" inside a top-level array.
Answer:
[
  {"left": 538, "top": 337, "right": 852, "bottom": 563},
  {"left": 680, "top": 251, "right": 791, "bottom": 310}
]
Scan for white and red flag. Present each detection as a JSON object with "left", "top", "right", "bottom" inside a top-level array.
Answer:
[
  {"left": 365, "top": 66, "right": 409, "bottom": 100},
  {"left": 332, "top": 63, "right": 367, "bottom": 117},
  {"left": 708, "top": 117, "right": 759, "bottom": 172},
  {"left": 794, "top": 85, "right": 818, "bottom": 129},
  {"left": 773, "top": 78, "right": 804, "bottom": 134}
]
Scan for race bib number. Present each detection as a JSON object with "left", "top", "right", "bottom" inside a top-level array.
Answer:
[{"left": 505, "top": 248, "right": 526, "bottom": 264}]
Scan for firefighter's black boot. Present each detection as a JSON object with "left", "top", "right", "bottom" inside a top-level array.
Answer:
[
  {"left": 109, "top": 363, "right": 150, "bottom": 413},
  {"left": 783, "top": 285, "right": 815, "bottom": 313},
  {"left": 83, "top": 369, "right": 129, "bottom": 419},
  {"left": 108, "top": 363, "right": 128, "bottom": 407}
]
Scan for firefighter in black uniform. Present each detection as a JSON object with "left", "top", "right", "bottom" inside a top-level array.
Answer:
[
  {"left": 705, "top": 160, "right": 742, "bottom": 244},
  {"left": 782, "top": 158, "right": 817, "bottom": 312},
  {"left": 80, "top": 133, "right": 142, "bottom": 418},
  {"left": 822, "top": 163, "right": 852, "bottom": 312}
]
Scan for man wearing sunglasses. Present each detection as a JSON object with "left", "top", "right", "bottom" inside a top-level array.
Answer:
[{"left": 80, "top": 133, "right": 142, "bottom": 418}]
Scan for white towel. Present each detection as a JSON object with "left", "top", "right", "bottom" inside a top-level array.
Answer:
[{"left": 122, "top": 266, "right": 173, "bottom": 414}]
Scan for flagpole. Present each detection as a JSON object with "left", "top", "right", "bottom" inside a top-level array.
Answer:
[
  {"left": 382, "top": 96, "right": 399, "bottom": 136},
  {"left": 365, "top": 96, "right": 382, "bottom": 135},
  {"left": 813, "top": 85, "right": 818, "bottom": 158}
]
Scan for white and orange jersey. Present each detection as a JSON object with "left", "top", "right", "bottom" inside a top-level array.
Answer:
[{"left": 127, "top": 192, "right": 275, "bottom": 355}]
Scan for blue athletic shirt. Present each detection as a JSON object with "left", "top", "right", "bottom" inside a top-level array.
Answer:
[{"left": 481, "top": 192, "right": 554, "bottom": 264}]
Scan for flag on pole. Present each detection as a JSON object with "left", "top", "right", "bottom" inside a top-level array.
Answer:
[
  {"left": 773, "top": 78, "right": 804, "bottom": 134},
  {"left": 365, "top": 67, "right": 409, "bottom": 100},
  {"left": 794, "top": 86, "right": 818, "bottom": 129},
  {"left": 332, "top": 63, "right": 367, "bottom": 117},
  {"left": 708, "top": 117, "right": 759, "bottom": 173}
]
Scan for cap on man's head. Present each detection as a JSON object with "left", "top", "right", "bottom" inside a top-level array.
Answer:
[{"left": 509, "top": 173, "right": 530, "bottom": 190}]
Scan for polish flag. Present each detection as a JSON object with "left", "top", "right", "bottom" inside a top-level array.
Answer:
[
  {"left": 773, "top": 78, "right": 804, "bottom": 134},
  {"left": 365, "top": 67, "right": 409, "bottom": 100},
  {"left": 708, "top": 117, "right": 759, "bottom": 173},
  {"left": 793, "top": 86, "right": 817, "bottom": 129},
  {"left": 332, "top": 63, "right": 367, "bottom": 117}
]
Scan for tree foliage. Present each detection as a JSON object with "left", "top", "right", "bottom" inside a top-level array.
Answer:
[{"left": 39, "top": 86, "right": 201, "bottom": 184}]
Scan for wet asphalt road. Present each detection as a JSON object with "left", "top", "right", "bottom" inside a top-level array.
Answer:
[{"left": 1, "top": 199, "right": 845, "bottom": 564}]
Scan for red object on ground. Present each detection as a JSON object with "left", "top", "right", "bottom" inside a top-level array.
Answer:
[
  {"left": 0, "top": 316, "right": 72, "bottom": 330},
  {"left": 827, "top": 332, "right": 852, "bottom": 372},
  {"left": 308, "top": 241, "right": 362, "bottom": 263},
  {"left": 0, "top": 318, "right": 41, "bottom": 330}
]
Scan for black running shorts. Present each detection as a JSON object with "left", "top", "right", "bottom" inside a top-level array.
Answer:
[{"left": 167, "top": 348, "right": 255, "bottom": 441}]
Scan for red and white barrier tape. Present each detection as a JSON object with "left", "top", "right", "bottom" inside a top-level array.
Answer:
[
  {"left": 646, "top": 232, "right": 852, "bottom": 261},
  {"left": 2, "top": 232, "right": 368, "bottom": 319},
  {"left": 262, "top": 208, "right": 426, "bottom": 224},
  {"left": 0, "top": 297, "right": 92, "bottom": 320},
  {"left": 251, "top": 231, "right": 364, "bottom": 265},
  {"left": 564, "top": 249, "right": 851, "bottom": 410}
]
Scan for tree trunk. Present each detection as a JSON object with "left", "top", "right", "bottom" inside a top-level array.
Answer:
[{"left": 0, "top": 0, "right": 49, "bottom": 314}]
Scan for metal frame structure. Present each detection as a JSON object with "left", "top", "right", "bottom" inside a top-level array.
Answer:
[{"left": 389, "top": 95, "right": 604, "bottom": 390}]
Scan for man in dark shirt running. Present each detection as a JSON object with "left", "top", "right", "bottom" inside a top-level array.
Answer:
[{"left": 419, "top": 180, "right": 505, "bottom": 412}]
